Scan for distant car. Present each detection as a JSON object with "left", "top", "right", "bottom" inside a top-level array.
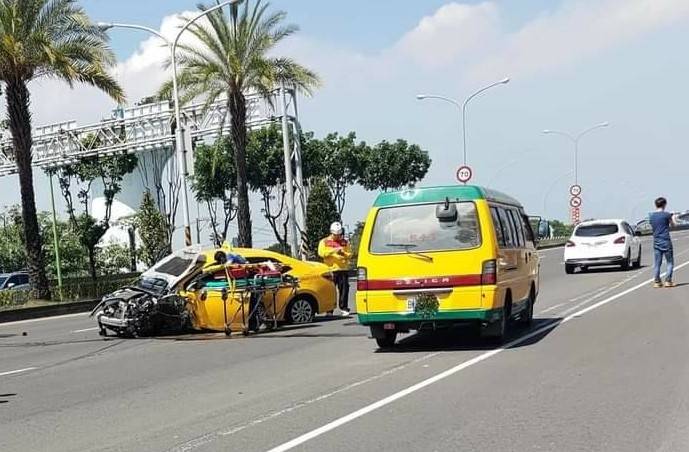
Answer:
[
  {"left": 564, "top": 220, "right": 641, "bottom": 274},
  {"left": 635, "top": 219, "right": 653, "bottom": 235},
  {"left": 0, "top": 271, "right": 29, "bottom": 291}
]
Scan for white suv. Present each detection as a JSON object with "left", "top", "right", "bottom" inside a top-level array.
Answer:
[{"left": 564, "top": 219, "right": 641, "bottom": 274}]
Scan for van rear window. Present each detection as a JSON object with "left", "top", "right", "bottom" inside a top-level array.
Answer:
[
  {"left": 575, "top": 224, "right": 619, "bottom": 237},
  {"left": 369, "top": 202, "right": 481, "bottom": 254}
]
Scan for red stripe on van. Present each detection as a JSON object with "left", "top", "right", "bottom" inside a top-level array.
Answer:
[{"left": 363, "top": 275, "right": 482, "bottom": 291}]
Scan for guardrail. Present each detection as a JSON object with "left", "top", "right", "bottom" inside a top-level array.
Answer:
[{"left": 537, "top": 236, "right": 569, "bottom": 249}]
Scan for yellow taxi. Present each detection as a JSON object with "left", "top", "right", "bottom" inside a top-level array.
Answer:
[
  {"left": 184, "top": 247, "right": 337, "bottom": 333},
  {"left": 356, "top": 185, "right": 540, "bottom": 347}
]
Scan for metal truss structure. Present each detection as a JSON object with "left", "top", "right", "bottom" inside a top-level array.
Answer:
[{"left": 0, "top": 88, "right": 308, "bottom": 255}]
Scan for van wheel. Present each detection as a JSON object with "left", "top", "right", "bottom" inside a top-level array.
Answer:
[
  {"left": 565, "top": 264, "right": 575, "bottom": 274},
  {"left": 375, "top": 330, "right": 397, "bottom": 349},
  {"left": 483, "top": 299, "right": 511, "bottom": 344},
  {"left": 518, "top": 288, "right": 535, "bottom": 327}
]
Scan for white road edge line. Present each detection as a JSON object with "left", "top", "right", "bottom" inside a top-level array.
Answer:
[
  {"left": 0, "top": 367, "right": 37, "bottom": 377},
  {"left": 71, "top": 327, "right": 99, "bottom": 333},
  {"left": 266, "top": 260, "right": 689, "bottom": 452},
  {"left": 0, "top": 312, "right": 88, "bottom": 327}
]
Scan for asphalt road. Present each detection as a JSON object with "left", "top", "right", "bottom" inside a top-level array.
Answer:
[{"left": 2, "top": 233, "right": 689, "bottom": 452}]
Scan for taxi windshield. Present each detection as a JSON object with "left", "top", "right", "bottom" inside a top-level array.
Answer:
[{"left": 370, "top": 201, "right": 481, "bottom": 254}]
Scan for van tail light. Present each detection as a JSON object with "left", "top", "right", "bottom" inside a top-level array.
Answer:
[
  {"left": 481, "top": 260, "right": 497, "bottom": 285},
  {"left": 566, "top": 240, "right": 576, "bottom": 247},
  {"left": 614, "top": 236, "right": 626, "bottom": 244},
  {"left": 357, "top": 267, "right": 368, "bottom": 291}
]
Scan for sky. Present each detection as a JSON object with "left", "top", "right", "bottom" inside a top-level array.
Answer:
[{"left": 2, "top": 0, "right": 689, "bottom": 247}]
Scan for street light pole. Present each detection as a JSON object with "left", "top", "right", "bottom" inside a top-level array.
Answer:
[
  {"left": 417, "top": 77, "right": 509, "bottom": 167},
  {"left": 542, "top": 122, "right": 609, "bottom": 186},
  {"left": 99, "top": 0, "right": 241, "bottom": 247}
]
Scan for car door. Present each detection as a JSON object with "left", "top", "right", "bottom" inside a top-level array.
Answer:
[
  {"left": 623, "top": 222, "right": 640, "bottom": 259},
  {"left": 506, "top": 208, "right": 530, "bottom": 303},
  {"left": 493, "top": 206, "right": 523, "bottom": 305}
]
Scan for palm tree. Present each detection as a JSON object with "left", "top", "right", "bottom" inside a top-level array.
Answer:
[
  {"left": 0, "top": 0, "right": 124, "bottom": 298},
  {"left": 160, "top": 0, "right": 320, "bottom": 247}
]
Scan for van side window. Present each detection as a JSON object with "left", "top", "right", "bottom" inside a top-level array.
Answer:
[
  {"left": 497, "top": 208, "right": 515, "bottom": 248},
  {"left": 508, "top": 209, "right": 525, "bottom": 247},
  {"left": 490, "top": 207, "right": 506, "bottom": 247},
  {"left": 520, "top": 213, "right": 535, "bottom": 245}
]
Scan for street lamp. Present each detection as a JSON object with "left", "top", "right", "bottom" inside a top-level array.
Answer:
[
  {"left": 99, "top": 0, "right": 242, "bottom": 247},
  {"left": 542, "top": 122, "right": 609, "bottom": 186},
  {"left": 417, "top": 77, "right": 510, "bottom": 167}
]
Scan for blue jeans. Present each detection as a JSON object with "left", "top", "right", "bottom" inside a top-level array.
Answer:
[{"left": 654, "top": 246, "right": 674, "bottom": 282}]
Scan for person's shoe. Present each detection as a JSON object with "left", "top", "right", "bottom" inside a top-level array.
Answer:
[
  {"left": 653, "top": 281, "right": 663, "bottom": 288},
  {"left": 664, "top": 281, "right": 676, "bottom": 288},
  {"left": 340, "top": 309, "right": 350, "bottom": 317}
]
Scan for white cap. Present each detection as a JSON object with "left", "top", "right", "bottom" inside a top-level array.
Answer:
[{"left": 330, "top": 222, "right": 343, "bottom": 235}]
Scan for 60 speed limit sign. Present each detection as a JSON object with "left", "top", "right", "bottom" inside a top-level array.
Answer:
[
  {"left": 569, "top": 184, "right": 582, "bottom": 197},
  {"left": 456, "top": 165, "right": 473, "bottom": 184}
]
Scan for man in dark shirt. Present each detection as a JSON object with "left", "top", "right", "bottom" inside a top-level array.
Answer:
[{"left": 649, "top": 197, "right": 676, "bottom": 288}]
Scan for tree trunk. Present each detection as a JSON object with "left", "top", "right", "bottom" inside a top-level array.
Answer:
[
  {"left": 229, "top": 89, "right": 252, "bottom": 247},
  {"left": 87, "top": 247, "right": 97, "bottom": 280},
  {"left": 5, "top": 78, "right": 51, "bottom": 300}
]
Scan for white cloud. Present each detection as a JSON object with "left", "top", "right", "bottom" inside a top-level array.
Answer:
[
  {"left": 26, "top": 11, "right": 195, "bottom": 126},
  {"left": 470, "top": 0, "right": 689, "bottom": 80},
  {"left": 393, "top": 2, "right": 500, "bottom": 69}
]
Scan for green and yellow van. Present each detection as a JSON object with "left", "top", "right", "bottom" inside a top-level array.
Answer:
[{"left": 356, "top": 185, "right": 540, "bottom": 347}]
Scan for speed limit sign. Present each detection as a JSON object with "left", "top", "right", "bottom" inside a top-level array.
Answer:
[
  {"left": 570, "top": 196, "right": 582, "bottom": 208},
  {"left": 456, "top": 165, "right": 473, "bottom": 184},
  {"left": 569, "top": 184, "right": 582, "bottom": 197}
]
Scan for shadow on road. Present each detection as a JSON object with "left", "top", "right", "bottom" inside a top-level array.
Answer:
[
  {"left": 155, "top": 320, "right": 368, "bottom": 341},
  {"left": 375, "top": 318, "right": 562, "bottom": 353}
]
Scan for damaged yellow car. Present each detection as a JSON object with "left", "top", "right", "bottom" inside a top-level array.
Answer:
[{"left": 92, "top": 245, "right": 337, "bottom": 337}]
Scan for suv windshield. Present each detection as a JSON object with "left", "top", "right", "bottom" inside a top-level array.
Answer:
[
  {"left": 132, "top": 276, "right": 169, "bottom": 295},
  {"left": 370, "top": 202, "right": 481, "bottom": 254},
  {"left": 575, "top": 224, "right": 619, "bottom": 237}
]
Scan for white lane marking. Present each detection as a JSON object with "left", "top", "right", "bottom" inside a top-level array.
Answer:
[
  {"left": 539, "top": 302, "right": 567, "bottom": 314},
  {"left": 0, "top": 367, "right": 37, "bottom": 377},
  {"left": 171, "top": 352, "right": 441, "bottom": 452},
  {"left": 0, "top": 312, "right": 88, "bottom": 327},
  {"left": 267, "top": 261, "right": 689, "bottom": 452},
  {"left": 71, "top": 327, "right": 99, "bottom": 333},
  {"left": 568, "top": 287, "right": 608, "bottom": 303}
]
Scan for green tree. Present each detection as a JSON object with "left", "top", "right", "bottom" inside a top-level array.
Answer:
[
  {"left": 96, "top": 243, "right": 132, "bottom": 275},
  {"left": 191, "top": 137, "right": 237, "bottom": 246},
  {"left": 305, "top": 179, "right": 339, "bottom": 258},
  {"left": 135, "top": 191, "right": 170, "bottom": 267},
  {"left": 247, "top": 124, "right": 290, "bottom": 250},
  {"left": 51, "top": 150, "right": 138, "bottom": 279},
  {"left": 303, "top": 132, "right": 367, "bottom": 217},
  {"left": 0, "top": 208, "right": 25, "bottom": 272},
  {"left": 550, "top": 220, "right": 574, "bottom": 237},
  {"left": 0, "top": 0, "right": 124, "bottom": 298},
  {"left": 348, "top": 221, "right": 365, "bottom": 264},
  {"left": 160, "top": 0, "right": 320, "bottom": 248},
  {"left": 359, "top": 140, "right": 431, "bottom": 192}
]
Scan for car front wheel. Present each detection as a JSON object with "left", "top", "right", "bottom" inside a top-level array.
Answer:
[{"left": 286, "top": 297, "right": 315, "bottom": 324}]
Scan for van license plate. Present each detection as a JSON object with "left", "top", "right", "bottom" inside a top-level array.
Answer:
[{"left": 407, "top": 297, "right": 417, "bottom": 312}]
